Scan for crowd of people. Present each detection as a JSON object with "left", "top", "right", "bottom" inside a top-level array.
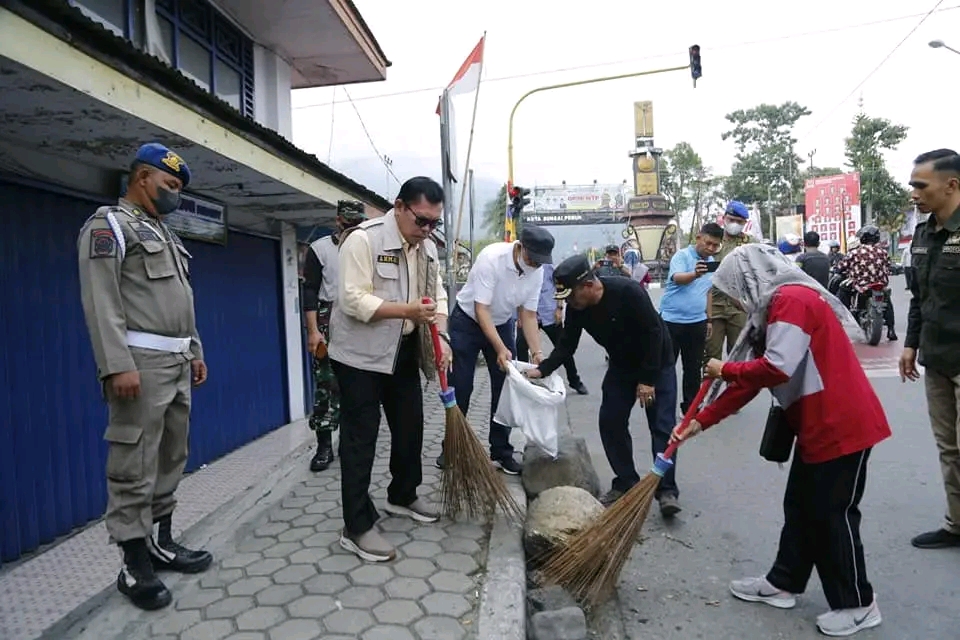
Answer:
[{"left": 78, "top": 141, "right": 960, "bottom": 639}]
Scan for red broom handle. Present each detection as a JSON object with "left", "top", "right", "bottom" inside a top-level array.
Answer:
[
  {"left": 424, "top": 297, "right": 449, "bottom": 391},
  {"left": 662, "top": 378, "right": 712, "bottom": 460}
]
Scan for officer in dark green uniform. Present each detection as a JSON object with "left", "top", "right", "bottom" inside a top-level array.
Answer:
[
  {"left": 302, "top": 201, "right": 367, "bottom": 471},
  {"left": 705, "top": 201, "right": 754, "bottom": 361}
]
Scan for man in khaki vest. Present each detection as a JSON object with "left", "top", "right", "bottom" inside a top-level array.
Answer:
[
  {"left": 704, "top": 200, "right": 754, "bottom": 361},
  {"left": 329, "top": 176, "right": 453, "bottom": 562},
  {"left": 77, "top": 143, "right": 212, "bottom": 611}
]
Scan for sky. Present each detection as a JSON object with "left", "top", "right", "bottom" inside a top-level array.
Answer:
[{"left": 290, "top": 0, "right": 959, "bottom": 249}]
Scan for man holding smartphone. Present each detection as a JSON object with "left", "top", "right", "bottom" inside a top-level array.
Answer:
[{"left": 659, "top": 223, "right": 723, "bottom": 413}]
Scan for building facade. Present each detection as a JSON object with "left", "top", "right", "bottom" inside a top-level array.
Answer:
[{"left": 0, "top": 0, "right": 391, "bottom": 565}]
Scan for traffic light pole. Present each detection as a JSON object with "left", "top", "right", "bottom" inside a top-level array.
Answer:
[{"left": 506, "top": 63, "right": 690, "bottom": 186}]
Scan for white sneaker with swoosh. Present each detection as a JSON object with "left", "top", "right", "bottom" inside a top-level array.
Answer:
[
  {"left": 816, "top": 599, "right": 882, "bottom": 637},
  {"left": 729, "top": 576, "right": 797, "bottom": 609}
]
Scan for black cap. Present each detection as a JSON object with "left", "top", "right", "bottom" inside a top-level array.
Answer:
[
  {"left": 553, "top": 254, "right": 594, "bottom": 300},
  {"left": 520, "top": 225, "right": 555, "bottom": 264},
  {"left": 604, "top": 244, "right": 619, "bottom": 254}
]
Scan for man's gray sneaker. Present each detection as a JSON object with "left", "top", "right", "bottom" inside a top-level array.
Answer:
[
  {"left": 339, "top": 528, "right": 396, "bottom": 563},
  {"left": 599, "top": 489, "right": 624, "bottom": 507},
  {"left": 658, "top": 494, "right": 681, "bottom": 518},
  {"left": 729, "top": 576, "right": 796, "bottom": 609},
  {"left": 383, "top": 498, "right": 439, "bottom": 523},
  {"left": 816, "top": 600, "right": 882, "bottom": 636}
]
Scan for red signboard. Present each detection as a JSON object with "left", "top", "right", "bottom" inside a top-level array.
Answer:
[{"left": 804, "top": 173, "right": 861, "bottom": 251}]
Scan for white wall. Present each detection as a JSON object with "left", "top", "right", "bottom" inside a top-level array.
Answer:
[
  {"left": 280, "top": 222, "right": 306, "bottom": 421},
  {"left": 253, "top": 45, "right": 293, "bottom": 141}
]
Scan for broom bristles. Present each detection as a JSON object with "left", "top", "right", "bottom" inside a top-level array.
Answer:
[
  {"left": 440, "top": 405, "right": 523, "bottom": 522},
  {"left": 536, "top": 471, "right": 662, "bottom": 606}
]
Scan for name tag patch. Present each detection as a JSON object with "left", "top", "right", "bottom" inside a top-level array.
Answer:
[
  {"left": 90, "top": 228, "right": 117, "bottom": 259},
  {"left": 377, "top": 254, "right": 399, "bottom": 265},
  {"left": 912, "top": 246, "right": 929, "bottom": 255}
]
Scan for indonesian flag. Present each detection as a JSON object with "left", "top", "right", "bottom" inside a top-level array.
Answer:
[{"left": 435, "top": 36, "right": 485, "bottom": 115}]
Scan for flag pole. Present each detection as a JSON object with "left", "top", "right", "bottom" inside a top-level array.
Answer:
[
  {"left": 453, "top": 32, "right": 486, "bottom": 248},
  {"left": 439, "top": 89, "right": 457, "bottom": 297}
]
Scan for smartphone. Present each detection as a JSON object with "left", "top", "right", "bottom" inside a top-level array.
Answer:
[{"left": 698, "top": 261, "right": 720, "bottom": 273}]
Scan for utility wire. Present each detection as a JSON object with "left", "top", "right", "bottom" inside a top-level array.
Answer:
[
  {"left": 293, "top": 6, "right": 960, "bottom": 111},
  {"left": 340, "top": 87, "right": 401, "bottom": 186},
  {"left": 802, "top": 0, "right": 946, "bottom": 139}
]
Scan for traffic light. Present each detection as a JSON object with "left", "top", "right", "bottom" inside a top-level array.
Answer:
[
  {"left": 510, "top": 186, "right": 531, "bottom": 215},
  {"left": 689, "top": 44, "right": 702, "bottom": 87}
]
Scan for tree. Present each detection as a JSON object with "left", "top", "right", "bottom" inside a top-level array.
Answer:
[
  {"left": 721, "top": 102, "right": 812, "bottom": 238},
  {"left": 481, "top": 183, "right": 509, "bottom": 238},
  {"left": 800, "top": 166, "right": 844, "bottom": 181},
  {"left": 661, "top": 142, "right": 704, "bottom": 215},
  {"left": 843, "top": 112, "right": 911, "bottom": 232}
]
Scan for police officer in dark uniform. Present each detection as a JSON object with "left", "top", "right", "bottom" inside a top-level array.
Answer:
[{"left": 525, "top": 254, "right": 681, "bottom": 515}]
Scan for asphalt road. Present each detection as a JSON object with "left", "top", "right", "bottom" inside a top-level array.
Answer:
[{"left": 558, "top": 275, "right": 958, "bottom": 639}]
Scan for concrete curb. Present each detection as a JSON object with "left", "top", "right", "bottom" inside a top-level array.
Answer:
[
  {"left": 42, "top": 432, "right": 329, "bottom": 639},
  {"left": 477, "top": 477, "right": 528, "bottom": 640}
]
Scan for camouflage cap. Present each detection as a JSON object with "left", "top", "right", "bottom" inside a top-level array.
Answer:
[{"left": 337, "top": 200, "right": 367, "bottom": 222}]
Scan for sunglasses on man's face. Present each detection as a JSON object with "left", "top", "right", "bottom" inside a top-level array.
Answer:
[{"left": 405, "top": 205, "right": 443, "bottom": 230}]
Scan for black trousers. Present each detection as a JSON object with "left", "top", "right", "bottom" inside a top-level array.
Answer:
[
  {"left": 448, "top": 305, "right": 516, "bottom": 459},
  {"left": 516, "top": 322, "right": 582, "bottom": 386},
  {"left": 332, "top": 335, "right": 423, "bottom": 536},
  {"left": 664, "top": 320, "right": 707, "bottom": 414},
  {"left": 598, "top": 362, "right": 679, "bottom": 497},
  {"left": 766, "top": 448, "right": 875, "bottom": 610}
]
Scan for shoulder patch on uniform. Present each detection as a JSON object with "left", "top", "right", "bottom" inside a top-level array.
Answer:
[
  {"left": 377, "top": 254, "right": 399, "bottom": 265},
  {"left": 90, "top": 228, "right": 117, "bottom": 259}
]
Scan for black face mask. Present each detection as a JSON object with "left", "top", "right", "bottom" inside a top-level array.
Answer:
[{"left": 152, "top": 186, "right": 181, "bottom": 215}]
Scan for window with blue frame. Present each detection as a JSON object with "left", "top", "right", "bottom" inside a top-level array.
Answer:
[{"left": 70, "top": 0, "right": 254, "bottom": 118}]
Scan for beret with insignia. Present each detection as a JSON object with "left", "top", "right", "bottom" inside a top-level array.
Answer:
[
  {"left": 553, "top": 254, "right": 594, "bottom": 300},
  {"left": 135, "top": 142, "right": 191, "bottom": 187}
]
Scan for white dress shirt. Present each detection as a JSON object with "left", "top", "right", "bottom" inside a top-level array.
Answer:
[{"left": 456, "top": 242, "right": 543, "bottom": 326}]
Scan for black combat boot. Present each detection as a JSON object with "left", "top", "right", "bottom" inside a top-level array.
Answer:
[
  {"left": 148, "top": 515, "right": 213, "bottom": 574},
  {"left": 310, "top": 430, "right": 335, "bottom": 472},
  {"left": 117, "top": 538, "right": 172, "bottom": 610}
]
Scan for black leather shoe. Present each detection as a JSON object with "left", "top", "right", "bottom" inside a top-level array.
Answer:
[
  {"left": 911, "top": 528, "right": 960, "bottom": 549},
  {"left": 435, "top": 452, "right": 445, "bottom": 470},
  {"left": 117, "top": 538, "right": 172, "bottom": 611},
  {"left": 310, "top": 431, "right": 335, "bottom": 472},
  {"left": 149, "top": 516, "right": 213, "bottom": 574},
  {"left": 571, "top": 381, "right": 589, "bottom": 395},
  {"left": 888, "top": 330, "right": 899, "bottom": 341}
]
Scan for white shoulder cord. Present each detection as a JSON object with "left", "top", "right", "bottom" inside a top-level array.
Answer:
[{"left": 104, "top": 210, "right": 127, "bottom": 261}]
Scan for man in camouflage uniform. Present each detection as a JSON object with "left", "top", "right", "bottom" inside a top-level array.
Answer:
[
  {"left": 704, "top": 201, "right": 755, "bottom": 361},
  {"left": 302, "top": 200, "right": 367, "bottom": 471}
]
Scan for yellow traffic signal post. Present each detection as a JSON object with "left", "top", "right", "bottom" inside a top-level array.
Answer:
[
  {"left": 504, "top": 46, "right": 701, "bottom": 241},
  {"left": 507, "top": 59, "right": 699, "bottom": 186}
]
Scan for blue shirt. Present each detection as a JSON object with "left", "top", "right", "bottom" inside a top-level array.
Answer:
[
  {"left": 537, "top": 264, "right": 558, "bottom": 325},
  {"left": 659, "top": 246, "right": 715, "bottom": 324}
]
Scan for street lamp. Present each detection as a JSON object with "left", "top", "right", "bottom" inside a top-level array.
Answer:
[{"left": 929, "top": 39, "right": 960, "bottom": 55}]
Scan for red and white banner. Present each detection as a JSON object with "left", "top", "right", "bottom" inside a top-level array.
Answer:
[
  {"left": 804, "top": 173, "right": 861, "bottom": 251},
  {"left": 435, "top": 36, "right": 485, "bottom": 115}
]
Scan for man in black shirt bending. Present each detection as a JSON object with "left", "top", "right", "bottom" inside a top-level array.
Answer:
[{"left": 525, "top": 254, "right": 681, "bottom": 516}]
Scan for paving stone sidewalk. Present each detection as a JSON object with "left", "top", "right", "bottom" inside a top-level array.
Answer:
[{"left": 104, "top": 375, "right": 498, "bottom": 640}]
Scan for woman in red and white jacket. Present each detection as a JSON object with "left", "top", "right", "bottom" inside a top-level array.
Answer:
[{"left": 671, "top": 244, "right": 891, "bottom": 638}]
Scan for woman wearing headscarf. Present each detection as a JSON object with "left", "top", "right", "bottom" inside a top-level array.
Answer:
[{"left": 670, "top": 244, "right": 891, "bottom": 637}]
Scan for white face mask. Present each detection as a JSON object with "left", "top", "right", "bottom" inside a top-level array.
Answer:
[
  {"left": 519, "top": 256, "right": 539, "bottom": 275},
  {"left": 725, "top": 221, "right": 745, "bottom": 236}
]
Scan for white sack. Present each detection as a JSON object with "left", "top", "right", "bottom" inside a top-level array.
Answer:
[{"left": 494, "top": 361, "right": 566, "bottom": 459}]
